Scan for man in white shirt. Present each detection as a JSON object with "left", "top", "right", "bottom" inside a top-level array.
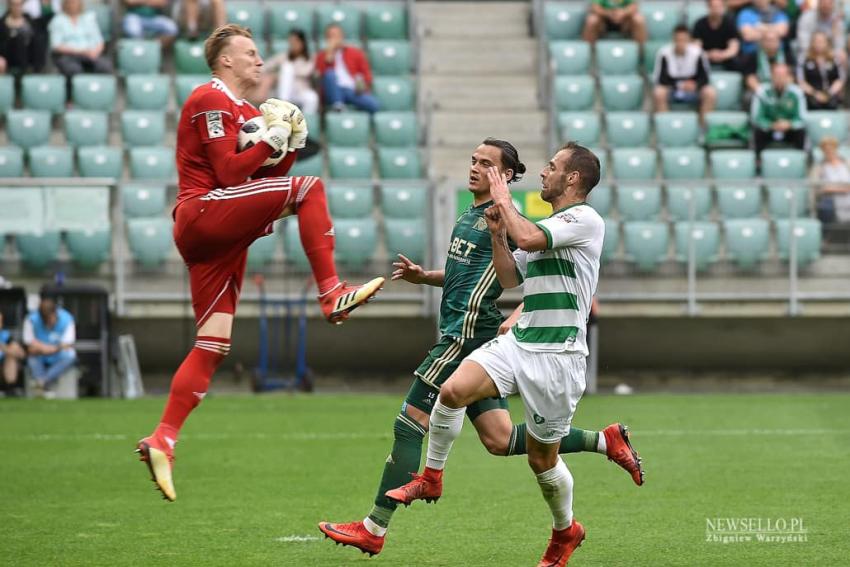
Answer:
[{"left": 653, "top": 24, "right": 716, "bottom": 121}]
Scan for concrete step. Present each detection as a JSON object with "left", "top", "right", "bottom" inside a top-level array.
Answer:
[
  {"left": 430, "top": 111, "right": 547, "bottom": 147},
  {"left": 419, "top": 38, "right": 537, "bottom": 75},
  {"left": 421, "top": 75, "right": 540, "bottom": 110},
  {"left": 416, "top": 1, "right": 529, "bottom": 21},
  {"left": 419, "top": 17, "right": 530, "bottom": 39}
]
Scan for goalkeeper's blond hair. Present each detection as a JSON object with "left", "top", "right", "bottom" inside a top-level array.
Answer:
[{"left": 205, "top": 24, "right": 253, "bottom": 71}]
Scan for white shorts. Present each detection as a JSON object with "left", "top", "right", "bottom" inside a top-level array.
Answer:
[{"left": 466, "top": 331, "right": 586, "bottom": 444}]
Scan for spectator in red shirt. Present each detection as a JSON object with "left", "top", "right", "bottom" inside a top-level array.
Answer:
[{"left": 315, "top": 23, "right": 379, "bottom": 113}]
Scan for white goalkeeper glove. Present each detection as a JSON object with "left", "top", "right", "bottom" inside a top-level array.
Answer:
[
  {"left": 260, "top": 122, "right": 291, "bottom": 154},
  {"left": 260, "top": 98, "right": 308, "bottom": 152}
]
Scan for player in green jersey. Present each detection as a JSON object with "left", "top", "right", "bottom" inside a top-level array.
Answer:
[{"left": 318, "top": 139, "right": 643, "bottom": 557}]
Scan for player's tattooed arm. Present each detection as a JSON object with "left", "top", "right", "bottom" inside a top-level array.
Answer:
[
  {"left": 486, "top": 167, "right": 548, "bottom": 252},
  {"left": 391, "top": 254, "right": 444, "bottom": 287},
  {"left": 486, "top": 206, "right": 520, "bottom": 289}
]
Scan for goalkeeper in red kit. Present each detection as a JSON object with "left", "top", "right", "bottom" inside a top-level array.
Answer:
[{"left": 135, "top": 24, "right": 384, "bottom": 502}]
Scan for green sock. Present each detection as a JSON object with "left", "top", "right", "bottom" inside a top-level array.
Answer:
[
  {"left": 368, "top": 413, "right": 426, "bottom": 529},
  {"left": 507, "top": 423, "right": 600, "bottom": 456}
]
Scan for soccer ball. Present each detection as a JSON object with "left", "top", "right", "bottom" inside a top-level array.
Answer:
[{"left": 238, "top": 116, "right": 285, "bottom": 167}]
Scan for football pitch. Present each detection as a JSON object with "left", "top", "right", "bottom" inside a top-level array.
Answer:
[{"left": 2, "top": 392, "right": 849, "bottom": 566}]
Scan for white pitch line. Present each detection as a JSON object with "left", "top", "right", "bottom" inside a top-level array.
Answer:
[{"left": 275, "top": 535, "right": 321, "bottom": 543}]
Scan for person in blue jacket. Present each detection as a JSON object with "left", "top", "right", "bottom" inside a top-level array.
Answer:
[{"left": 23, "top": 296, "right": 76, "bottom": 393}]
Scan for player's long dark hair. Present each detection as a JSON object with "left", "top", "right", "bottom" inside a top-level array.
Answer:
[
  {"left": 482, "top": 138, "right": 526, "bottom": 184},
  {"left": 288, "top": 29, "right": 310, "bottom": 61}
]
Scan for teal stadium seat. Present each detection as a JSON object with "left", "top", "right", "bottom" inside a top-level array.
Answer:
[
  {"left": 544, "top": 2, "right": 586, "bottom": 39},
  {"left": 588, "top": 147, "right": 608, "bottom": 180},
  {"left": 328, "top": 147, "right": 373, "bottom": 179},
  {"left": 711, "top": 72, "right": 743, "bottom": 110},
  {"left": 686, "top": 1, "right": 708, "bottom": 26},
  {"left": 334, "top": 219, "right": 378, "bottom": 268},
  {"left": 611, "top": 148, "right": 657, "bottom": 180},
  {"left": 368, "top": 41, "right": 412, "bottom": 76},
  {"left": 71, "top": 74, "right": 117, "bottom": 111},
  {"left": 302, "top": 111, "right": 321, "bottom": 141},
  {"left": 378, "top": 148, "right": 421, "bottom": 179},
  {"left": 65, "top": 228, "right": 111, "bottom": 269},
  {"left": 28, "top": 146, "right": 74, "bottom": 177},
  {"left": 365, "top": 4, "right": 407, "bottom": 39},
  {"left": 175, "top": 75, "right": 208, "bottom": 106},
  {"left": 616, "top": 183, "right": 662, "bottom": 220},
  {"left": 0, "top": 147, "right": 24, "bottom": 177},
  {"left": 596, "top": 40, "right": 640, "bottom": 74},
  {"left": 121, "top": 110, "right": 166, "bottom": 146},
  {"left": 623, "top": 221, "right": 669, "bottom": 271},
  {"left": 601, "top": 218, "right": 619, "bottom": 261},
  {"left": 586, "top": 184, "right": 612, "bottom": 216},
  {"left": 7, "top": 110, "right": 51, "bottom": 148},
  {"left": 129, "top": 147, "right": 175, "bottom": 180},
  {"left": 77, "top": 146, "right": 123, "bottom": 178},
  {"left": 21, "top": 74, "right": 65, "bottom": 113},
  {"left": 761, "top": 149, "right": 807, "bottom": 179},
  {"left": 373, "top": 77, "right": 415, "bottom": 110},
  {"left": 660, "top": 147, "right": 706, "bottom": 179},
  {"left": 704, "top": 111, "right": 749, "bottom": 148},
  {"left": 716, "top": 184, "right": 762, "bottom": 218},
  {"left": 16, "top": 231, "right": 61, "bottom": 271},
  {"left": 641, "top": 2, "right": 682, "bottom": 40},
  {"left": 289, "top": 153, "right": 324, "bottom": 177},
  {"left": 246, "top": 234, "right": 278, "bottom": 270},
  {"left": 122, "top": 183, "right": 168, "bottom": 218},
  {"left": 270, "top": 4, "right": 314, "bottom": 38},
  {"left": 559, "top": 112, "right": 601, "bottom": 146},
  {"left": 805, "top": 111, "right": 847, "bottom": 144},
  {"left": 94, "top": 4, "right": 112, "bottom": 41},
  {"left": 0, "top": 75, "right": 13, "bottom": 112},
  {"left": 126, "top": 75, "right": 170, "bottom": 110},
  {"left": 554, "top": 75, "right": 595, "bottom": 111},
  {"left": 549, "top": 41, "right": 591, "bottom": 75},
  {"left": 674, "top": 221, "right": 720, "bottom": 270},
  {"left": 0, "top": 187, "right": 45, "bottom": 233},
  {"left": 723, "top": 218, "right": 770, "bottom": 269},
  {"left": 600, "top": 75, "right": 644, "bottom": 111},
  {"left": 643, "top": 40, "right": 666, "bottom": 74},
  {"left": 283, "top": 219, "right": 310, "bottom": 269},
  {"left": 385, "top": 218, "right": 426, "bottom": 264},
  {"left": 374, "top": 112, "right": 417, "bottom": 147},
  {"left": 46, "top": 186, "right": 110, "bottom": 230},
  {"left": 127, "top": 217, "right": 173, "bottom": 268},
  {"left": 605, "top": 111, "right": 650, "bottom": 148},
  {"left": 327, "top": 184, "right": 374, "bottom": 218},
  {"left": 765, "top": 184, "right": 809, "bottom": 218},
  {"left": 117, "top": 40, "right": 162, "bottom": 75},
  {"left": 775, "top": 219, "right": 822, "bottom": 266},
  {"left": 65, "top": 110, "right": 109, "bottom": 147},
  {"left": 174, "top": 40, "right": 210, "bottom": 74},
  {"left": 226, "top": 1, "right": 264, "bottom": 35},
  {"left": 654, "top": 112, "right": 700, "bottom": 147},
  {"left": 710, "top": 150, "right": 756, "bottom": 179},
  {"left": 381, "top": 184, "right": 427, "bottom": 218},
  {"left": 666, "top": 184, "right": 712, "bottom": 221},
  {"left": 317, "top": 4, "right": 361, "bottom": 39},
  {"left": 326, "top": 112, "right": 371, "bottom": 146}
]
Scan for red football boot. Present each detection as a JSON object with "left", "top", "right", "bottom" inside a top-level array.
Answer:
[
  {"left": 537, "top": 520, "right": 586, "bottom": 567},
  {"left": 318, "top": 277, "right": 385, "bottom": 324},
  {"left": 318, "top": 521, "right": 385, "bottom": 557},
  {"left": 384, "top": 469, "right": 442, "bottom": 507},
  {"left": 602, "top": 423, "right": 644, "bottom": 486},
  {"left": 135, "top": 432, "right": 177, "bottom": 501}
]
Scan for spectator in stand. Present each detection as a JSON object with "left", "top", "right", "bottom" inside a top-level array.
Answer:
[
  {"left": 122, "top": 0, "right": 178, "bottom": 47},
  {"left": 742, "top": 29, "right": 795, "bottom": 93},
  {"left": 181, "top": 0, "right": 224, "bottom": 40},
  {"left": 582, "top": 0, "right": 647, "bottom": 44},
  {"left": 814, "top": 136, "right": 850, "bottom": 225},
  {"left": 275, "top": 29, "right": 319, "bottom": 113},
  {"left": 796, "top": 0, "right": 845, "bottom": 62},
  {"left": 0, "top": 0, "right": 46, "bottom": 75},
  {"left": 797, "top": 31, "right": 845, "bottom": 110},
  {"left": 750, "top": 63, "right": 806, "bottom": 153},
  {"left": 652, "top": 25, "right": 716, "bottom": 121},
  {"left": 692, "top": 0, "right": 741, "bottom": 71},
  {"left": 737, "top": 0, "right": 789, "bottom": 55},
  {"left": 49, "top": 0, "right": 112, "bottom": 86},
  {"left": 23, "top": 296, "right": 76, "bottom": 397},
  {"left": 315, "top": 23, "right": 379, "bottom": 113},
  {"left": 0, "top": 312, "right": 26, "bottom": 396},
  {"left": 21, "top": 0, "right": 56, "bottom": 70}
]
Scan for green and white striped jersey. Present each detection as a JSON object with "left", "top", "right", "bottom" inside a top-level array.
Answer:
[{"left": 511, "top": 202, "right": 604, "bottom": 354}]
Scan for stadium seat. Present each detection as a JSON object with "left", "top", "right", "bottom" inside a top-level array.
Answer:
[
  {"left": 641, "top": 1, "right": 682, "bottom": 40},
  {"left": 623, "top": 221, "right": 669, "bottom": 271},
  {"left": 381, "top": 183, "right": 427, "bottom": 218},
  {"left": 765, "top": 184, "right": 809, "bottom": 218},
  {"left": 282, "top": 219, "right": 310, "bottom": 269},
  {"left": 686, "top": 1, "right": 708, "bottom": 26},
  {"left": 46, "top": 187, "right": 110, "bottom": 230},
  {"left": 385, "top": 218, "right": 426, "bottom": 264},
  {"left": 174, "top": 40, "right": 210, "bottom": 74},
  {"left": 588, "top": 147, "right": 609, "bottom": 180},
  {"left": 611, "top": 148, "right": 657, "bottom": 180},
  {"left": 0, "top": 187, "right": 45, "bottom": 234},
  {"left": 28, "top": 146, "right": 74, "bottom": 177},
  {"left": 365, "top": 4, "right": 407, "bottom": 39},
  {"left": 125, "top": 75, "right": 170, "bottom": 110},
  {"left": 760, "top": 149, "right": 807, "bottom": 179},
  {"left": 129, "top": 147, "right": 175, "bottom": 180},
  {"left": 710, "top": 150, "right": 756, "bottom": 179},
  {"left": 246, "top": 234, "right": 278, "bottom": 270},
  {"left": 549, "top": 41, "right": 591, "bottom": 75},
  {"left": 716, "top": 184, "right": 762, "bottom": 218},
  {"left": 122, "top": 183, "right": 168, "bottom": 218},
  {"left": 175, "top": 75, "right": 208, "bottom": 107},
  {"left": 673, "top": 221, "right": 720, "bottom": 270},
  {"left": 77, "top": 146, "right": 123, "bottom": 178},
  {"left": 15, "top": 231, "right": 60, "bottom": 271},
  {"left": 326, "top": 112, "right": 371, "bottom": 146},
  {"left": 289, "top": 153, "right": 324, "bottom": 177},
  {"left": 302, "top": 111, "right": 321, "bottom": 141},
  {"left": 0, "top": 75, "right": 13, "bottom": 112},
  {"left": 805, "top": 111, "right": 847, "bottom": 145},
  {"left": 226, "top": 1, "right": 264, "bottom": 35},
  {"left": 317, "top": 4, "right": 361, "bottom": 39},
  {"left": 723, "top": 218, "right": 770, "bottom": 269},
  {"left": 616, "top": 183, "right": 662, "bottom": 220},
  {"left": 64, "top": 110, "right": 109, "bottom": 147},
  {"left": 654, "top": 112, "right": 700, "bottom": 147},
  {"left": 374, "top": 112, "right": 417, "bottom": 147},
  {"left": 327, "top": 184, "right": 374, "bottom": 219},
  {"left": 711, "top": 72, "right": 743, "bottom": 110},
  {"left": 373, "top": 77, "right": 415, "bottom": 111},
  {"left": 117, "top": 39, "right": 162, "bottom": 75},
  {"left": 270, "top": 4, "right": 314, "bottom": 38},
  {"left": 6, "top": 110, "right": 51, "bottom": 149},
  {"left": 378, "top": 148, "right": 421, "bottom": 179},
  {"left": 601, "top": 218, "right": 619, "bottom": 262},
  {"left": 121, "top": 110, "right": 166, "bottom": 147},
  {"left": 71, "top": 74, "right": 117, "bottom": 111},
  {"left": 775, "top": 218, "right": 822, "bottom": 266},
  {"left": 328, "top": 147, "right": 373, "bottom": 179},
  {"left": 0, "top": 147, "right": 24, "bottom": 178},
  {"left": 93, "top": 3, "right": 112, "bottom": 41},
  {"left": 544, "top": 2, "right": 586, "bottom": 39},
  {"left": 666, "top": 184, "right": 712, "bottom": 221},
  {"left": 554, "top": 75, "right": 595, "bottom": 111},
  {"left": 595, "top": 40, "right": 640, "bottom": 74},
  {"left": 605, "top": 111, "right": 650, "bottom": 148},
  {"left": 558, "top": 112, "right": 601, "bottom": 146},
  {"left": 21, "top": 74, "right": 65, "bottom": 113},
  {"left": 586, "top": 184, "right": 612, "bottom": 216},
  {"left": 642, "top": 40, "right": 666, "bottom": 75},
  {"left": 127, "top": 217, "right": 173, "bottom": 268},
  {"left": 368, "top": 41, "right": 412, "bottom": 76},
  {"left": 334, "top": 219, "right": 378, "bottom": 267},
  {"left": 704, "top": 111, "right": 749, "bottom": 148},
  {"left": 600, "top": 75, "right": 644, "bottom": 111},
  {"left": 660, "top": 147, "right": 706, "bottom": 179},
  {"left": 65, "top": 228, "right": 111, "bottom": 269}
]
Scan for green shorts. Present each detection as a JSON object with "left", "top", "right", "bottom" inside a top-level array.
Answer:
[{"left": 405, "top": 335, "right": 509, "bottom": 421}]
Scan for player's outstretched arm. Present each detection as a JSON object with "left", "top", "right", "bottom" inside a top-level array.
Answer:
[
  {"left": 486, "top": 167, "right": 548, "bottom": 252},
  {"left": 391, "top": 254, "right": 444, "bottom": 286}
]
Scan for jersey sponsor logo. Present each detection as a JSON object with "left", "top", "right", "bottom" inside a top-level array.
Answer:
[
  {"left": 449, "top": 237, "right": 477, "bottom": 257},
  {"left": 206, "top": 111, "right": 225, "bottom": 138},
  {"left": 473, "top": 217, "right": 488, "bottom": 231}
]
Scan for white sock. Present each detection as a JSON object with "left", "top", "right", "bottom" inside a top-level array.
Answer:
[
  {"left": 536, "top": 457, "right": 574, "bottom": 530},
  {"left": 596, "top": 432, "right": 607, "bottom": 454},
  {"left": 424, "top": 399, "right": 465, "bottom": 470},
  {"left": 362, "top": 516, "right": 387, "bottom": 537}
]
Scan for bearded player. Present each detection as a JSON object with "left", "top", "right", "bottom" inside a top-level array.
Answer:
[
  {"left": 135, "top": 24, "right": 384, "bottom": 501},
  {"left": 318, "top": 139, "right": 642, "bottom": 557}
]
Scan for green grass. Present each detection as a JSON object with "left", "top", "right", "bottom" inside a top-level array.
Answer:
[{"left": 2, "top": 393, "right": 849, "bottom": 566}]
